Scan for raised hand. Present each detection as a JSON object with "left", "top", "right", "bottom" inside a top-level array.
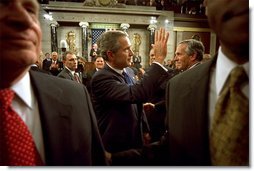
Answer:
[{"left": 153, "top": 28, "right": 169, "bottom": 65}]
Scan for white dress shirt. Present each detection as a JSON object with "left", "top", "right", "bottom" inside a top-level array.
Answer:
[
  {"left": 106, "top": 62, "right": 124, "bottom": 75},
  {"left": 208, "top": 47, "right": 249, "bottom": 129},
  {"left": 11, "top": 72, "right": 45, "bottom": 162}
]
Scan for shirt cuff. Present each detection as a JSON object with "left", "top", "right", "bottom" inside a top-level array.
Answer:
[{"left": 152, "top": 62, "right": 168, "bottom": 72}]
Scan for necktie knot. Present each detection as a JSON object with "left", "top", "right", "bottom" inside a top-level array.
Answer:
[{"left": 0, "top": 89, "right": 14, "bottom": 109}]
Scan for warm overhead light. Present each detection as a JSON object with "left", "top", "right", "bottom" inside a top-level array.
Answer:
[
  {"left": 150, "top": 16, "right": 157, "bottom": 24},
  {"left": 43, "top": 14, "right": 53, "bottom": 21}
]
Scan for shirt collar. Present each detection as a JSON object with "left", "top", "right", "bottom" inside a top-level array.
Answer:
[
  {"left": 216, "top": 47, "right": 249, "bottom": 96},
  {"left": 11, "top": 72, "right": 32, "bottom": 109},
  {"left": 65, "top": 66, "right": 75, "bottom": 75},
  {"left": 30, "top": 64, "right": 38, "bottom": 67},
  {"left": 106, "top": 62, "right": 124, "bottom": 75},
  {"left": 188, "top": 62, "right": 200, "bottom": 70}
]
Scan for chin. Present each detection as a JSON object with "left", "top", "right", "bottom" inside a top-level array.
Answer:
[{"left": 17, "top": 51, "right": 38, "bottom": 66}]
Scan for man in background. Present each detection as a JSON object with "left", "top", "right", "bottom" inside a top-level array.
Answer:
[
  {"left": 90, "top": 43, "right": 100, "bottom": 62},
  {"left": 57, "top": 51, "right": 82, "bottom": 83},
  {"left": 174, "top": 39, "right": 205, "bottom": 72},
  {"left": 49, "top": 51, "right": 63, "bottom": 76},
  {"left": 42, "top": 52, "right": 51, "bottom": 70}
]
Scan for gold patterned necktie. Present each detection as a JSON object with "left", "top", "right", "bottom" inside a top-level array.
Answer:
[
  {"left": 0, "top": 89, "right": 43, "bottom": 166},
  {"left": 210, "top": 66, "right": 249, "bottom": 166}
]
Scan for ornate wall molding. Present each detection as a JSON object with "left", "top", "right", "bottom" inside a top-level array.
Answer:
[{"left": 41, "top": 1, "right": 170, "bottom": 25}]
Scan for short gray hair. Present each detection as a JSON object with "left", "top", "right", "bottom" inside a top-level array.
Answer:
[
  {"left": 96, "top": 30, "right": 128, "bottom": 61},
  {"left": 62, "top": 51, "right": 75, "bottom": 61},
  {"left": 178, "top": 39, "right": 205, "bottom": 61}
]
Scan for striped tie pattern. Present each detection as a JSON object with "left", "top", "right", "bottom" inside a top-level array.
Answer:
[{"left": 122, "top": 71, "right": 133, "bottom": 85}]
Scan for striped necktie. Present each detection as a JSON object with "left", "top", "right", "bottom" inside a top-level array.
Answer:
[
  {"left": 74, "top": 73, "right": 81, "bottom": 83},
  {"left": 122, "top": 71, "right": 132, "bottom": 85}
]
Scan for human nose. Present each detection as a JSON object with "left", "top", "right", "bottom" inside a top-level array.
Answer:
[
  {"left": 129, "top": 49, "right": 134, "bottom": 56},
  {"left": 174, "top": 55, "right": 178, "bottom": 61}
]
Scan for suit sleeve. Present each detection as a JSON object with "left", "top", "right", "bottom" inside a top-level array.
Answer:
[{"left": 91, "top": 63, "right": 170, "bottom": 104}]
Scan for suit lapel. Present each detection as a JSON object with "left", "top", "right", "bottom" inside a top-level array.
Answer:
[{"left": 63, "top": 68, "right": 75, "bottom": 80}]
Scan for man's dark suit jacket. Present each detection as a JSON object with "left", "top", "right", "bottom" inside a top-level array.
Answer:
[
  {"left": 57, "top": 67, "right": 81, "bottom": 83},
  {"left": 30, "top": 65, "right": 51, "bottom": 75},
  {"left": 29, "top": 70, "right": 107, "bottom": 166},
  {"left": 42, "top": 58, "right": 51, "bottom": 71},
  {"left": 83, "top": 69, "right": 97, "bottom": 94},
  {"left": 91, "top": 63, "right": 170, "bottom": 155},
  {"left": 162, "top": 57, "right": 215, "bottom": 165},
  {"left": 42, "top": 59, "right": 63, "bottom": 76}
]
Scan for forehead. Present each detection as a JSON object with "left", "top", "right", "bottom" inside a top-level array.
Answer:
[
  {"left": 118, "top": 36, "right": 131, "bottom": 47},
  {"left": 176, "top": 43, "right": 187, "bottom": 51},
  {"left": 96, "top": 57, "right": 103, "bottom": 61},
  {"left": 66, "top": 53, "right": 76, "bottom": 58}
]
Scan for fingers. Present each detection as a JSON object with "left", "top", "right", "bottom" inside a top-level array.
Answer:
[
  {"left": 160, "top": 27, "right": 164, "bottom": 42},
  {"left": 155, "top": 29, "right": 158, "bottom": 42},
  {"left": 155, "top": 28, "right": 163, "bottom": 42},
  {"left": 164, "top": 31, "right": 169, "bottom": 44},
  {"left": 155, "top": 28, "right": 168, "bottom": 43},
  {"left": 153, "top": 27, "right": 169, "bottom": 65}
]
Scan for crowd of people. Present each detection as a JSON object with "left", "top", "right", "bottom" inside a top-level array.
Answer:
[{"left": 0, "top": 0, "right": 249, "bottom": 166}]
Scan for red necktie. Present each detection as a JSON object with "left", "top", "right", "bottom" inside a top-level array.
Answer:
[{"left": 0, "top": 89, "right": 43, "bottom": 166}]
